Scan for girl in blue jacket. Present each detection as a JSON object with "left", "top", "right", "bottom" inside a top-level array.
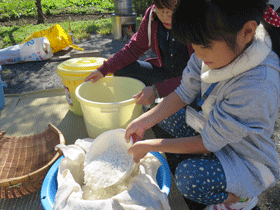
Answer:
[{"left": 125, "top": 0, "right": 280, "bottom": 209}]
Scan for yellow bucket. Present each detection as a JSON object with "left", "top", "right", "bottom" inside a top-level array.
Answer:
[
  {"left": 57, "top": 57, "right": 107, "bottom": 116},
  {"left": 75, "top": 77, "right": 145, "bottom": 138}
]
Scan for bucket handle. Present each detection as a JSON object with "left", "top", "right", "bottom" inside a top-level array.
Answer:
[{"left": 100, "top": 107, "right": 119, "bottom": 113}]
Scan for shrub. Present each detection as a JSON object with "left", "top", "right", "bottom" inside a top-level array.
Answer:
[{"left": 132, "top": 0, "right": 153, "bottom": 16}]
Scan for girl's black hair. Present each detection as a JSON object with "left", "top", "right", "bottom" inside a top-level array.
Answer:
[{"left": 172, "top": 0, "right": 280, "bottom": 58}]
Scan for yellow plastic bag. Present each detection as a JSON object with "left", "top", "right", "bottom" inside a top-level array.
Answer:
[{"left": 22, "top": 24, "right": 84, "bottom": 54}]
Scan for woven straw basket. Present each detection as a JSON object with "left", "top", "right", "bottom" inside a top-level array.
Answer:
[{"left": 0, "top": 124, "right": 65, "bottom": 199}]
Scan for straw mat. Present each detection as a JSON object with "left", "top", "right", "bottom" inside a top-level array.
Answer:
[
  {"left": 0, "top": 88, "right": 87, "bottom": 209},
  {"left": 0, "top": 88, "right": 89, "bottom": 145}
]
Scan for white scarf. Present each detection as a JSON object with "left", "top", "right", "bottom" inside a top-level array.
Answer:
[{"left": 200, "top": 24, "right": 272, "bottom": 83}]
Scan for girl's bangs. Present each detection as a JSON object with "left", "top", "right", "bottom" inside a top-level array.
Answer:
[{"left": 153, "top": 0, "right": 175, "bottom": 10}]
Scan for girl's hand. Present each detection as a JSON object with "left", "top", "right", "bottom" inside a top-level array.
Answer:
[
  {"left": 125, "top": 118, "right": 148, "bottom": 143},
  {"left": 128, "top": 140, "right": 151, "bottom": 163},
  {"left": 84, "top": 70, "right": 104, "bottom": 83},
  {"left": 133, "top": 86, "right": 155, "bottom": 105}
]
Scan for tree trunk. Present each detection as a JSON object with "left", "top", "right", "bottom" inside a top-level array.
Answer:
[{"left": 36, "top": 0, "right": 44, "bottom": 24}]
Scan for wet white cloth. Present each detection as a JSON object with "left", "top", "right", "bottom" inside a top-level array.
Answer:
[{"left": 53, "top": 138, "right": 170, "bottom": 210}]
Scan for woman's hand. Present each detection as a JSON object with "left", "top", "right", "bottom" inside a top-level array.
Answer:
[
  {"left": 133, "top": 86, "right": 155, "bottom": 105},
  {"left": 128, "top": 140, "right": 151, "bottom": 163},
  {"left": 84, "top": 70, "right": 104, "bottom": 83},
  {"left": 126, "top": 92, "right": 187, "bottom": 143}
]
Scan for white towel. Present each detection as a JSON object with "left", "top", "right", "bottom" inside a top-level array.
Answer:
[{"left": 53, "top": 138, "right": 171, "bottom": 210}]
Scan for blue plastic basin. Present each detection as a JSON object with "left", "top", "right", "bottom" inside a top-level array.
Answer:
[{"left": 41, "top": 152, "right": 172, "bottom": 210}]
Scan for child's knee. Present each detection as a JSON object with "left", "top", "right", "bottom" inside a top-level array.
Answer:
[
  {"left": 174, "top": 161, "right": 202, "bottom": 196},
  {"left": 174, "top": 156, "right": 228, "bottom": 205}
]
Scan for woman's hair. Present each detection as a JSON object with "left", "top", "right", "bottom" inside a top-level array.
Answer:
[
  {"left": 172, "top": 0, "right": 280, "bottom": 57},
  {"left": 153, "top": 0, "right": 176, "bottom": 10}
]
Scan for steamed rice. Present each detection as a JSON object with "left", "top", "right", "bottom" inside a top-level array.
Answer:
[
  {"left": 82, "top": 168, "right": 139, "bottom": 200},
  {"left": 83, "top": 142, "right": 137, "bottom": 200}
]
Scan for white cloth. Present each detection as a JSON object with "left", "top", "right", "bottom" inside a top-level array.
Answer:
[{"left": 53, "top": 139, "right": 171, "bottom": 210}]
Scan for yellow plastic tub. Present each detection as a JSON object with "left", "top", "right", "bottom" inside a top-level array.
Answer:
[
  {"left": 75, "top": 76, "right": 145, "bottom": 138},
  {"left": 57, "top": 57, "right": 107, "bottom": 116}
]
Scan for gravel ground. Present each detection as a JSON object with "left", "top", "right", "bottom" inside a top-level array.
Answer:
[
  {"left": 1, "top": 33, "right": 154, "bottom": 94},
  {"left": 1, "top": 33, "right": 280, "bottom": 209}
]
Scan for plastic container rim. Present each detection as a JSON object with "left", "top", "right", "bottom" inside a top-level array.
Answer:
[
  {"left": 75, "top": 77, "right": 146, "bottom": 107},
  {"left": 56, "top": 57, "right": 107, "bottom": 76}
]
